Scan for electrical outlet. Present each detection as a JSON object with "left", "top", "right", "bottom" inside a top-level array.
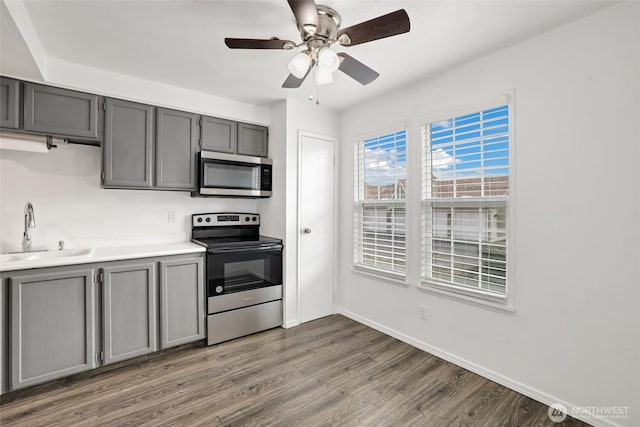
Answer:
[
  {"left": 419, "top": 305, "right": 427, "bottom": 320},
  {"left": 168, "top": 210, "right": 176, "bottom": 224}
]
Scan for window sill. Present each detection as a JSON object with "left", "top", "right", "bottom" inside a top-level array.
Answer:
[
  {"left": 419, "top": 280, "right": 515, "bottom": 312},
  {"left": 352, "top": 266, "right": 409, "bottom": 287}
]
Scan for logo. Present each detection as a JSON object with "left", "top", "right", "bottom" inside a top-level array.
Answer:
[{"left": 548, "top": 403, "right": 568, "bottom": 423}]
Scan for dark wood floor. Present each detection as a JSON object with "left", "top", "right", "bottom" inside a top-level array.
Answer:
[{"left": 0, "top": 315, "right": 588, "bottom": 426}]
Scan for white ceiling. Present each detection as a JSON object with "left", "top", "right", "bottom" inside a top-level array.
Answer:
[{"left": 4, "top": 1, "right": 614, "bottom": 112}]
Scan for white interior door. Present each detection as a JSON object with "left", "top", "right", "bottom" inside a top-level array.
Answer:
[{"left": 299, "top": 133, "right": 335, "bottom": 323}]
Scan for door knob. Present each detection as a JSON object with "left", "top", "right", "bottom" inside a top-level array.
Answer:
[{"left": 302, "top": 228, "right": 312, "bottom": 234}]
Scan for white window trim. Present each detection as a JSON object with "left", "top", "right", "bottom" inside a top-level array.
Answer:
[{"left": 419, "top": 92, "right": 516, "bottom": 311}]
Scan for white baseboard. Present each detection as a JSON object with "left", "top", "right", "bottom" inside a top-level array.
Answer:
[
  {"left": 284, "top": 319, "right": 300, "bottom": 329},
  {"left": 337, "top": 307, "right": 620, "bottom": 427}
]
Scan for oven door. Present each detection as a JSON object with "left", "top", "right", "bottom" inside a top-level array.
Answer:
[
  {"left": 199, "top": 151, "right": 272, "bottom": 197},
  {"left": 207, "top": 243, "right": 282, "bottom": 297}
]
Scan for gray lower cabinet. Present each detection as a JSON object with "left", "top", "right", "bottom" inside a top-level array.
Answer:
[
  {"left": 1, "top": 77, "right": 20, "bottom": 129},
  {"left": 1, "top": 279, "right": 6, "bottom": 394},
  {"left": 10, "top": 268, "right": 96, "bottom": 390},
  {"left": 159, "top": 257, "right": 204, "bottom": 349},
  {"left": 102, "top": 262, "right": 157, "bottom": 365},
  {"left": 237, "top": 122, "right": 268, "bottom": 157},
  {"left": 200, "top": 116, "right": 237, "bottom": 153},
  {"left": 103, "top": 98, "right": 154, "bottom": 188},
  {"left": 1, "top": 253, "right": 204, "bottom": 393},
  {"left": 155, "top": 108, "right": 199, "bottom": 190},
  {"left": 23, "top": 82, "right": 101, "bottom": 141}
]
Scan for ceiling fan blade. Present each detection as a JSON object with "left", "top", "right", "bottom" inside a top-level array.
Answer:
[
  {"left": 337, "top": 9, "right": 410, "bottom": 47},
  {"left": 287, "top": 0, "right": 319, "bottom": 32},
  {"left": 282, "top": 61, "right": 315, "bottom": 88},
  {"left": 337, "top": 53, "right": 379, "bottom": 85},
  {"left": 225, "top": 38, "right": 295, "bottom": 49}
]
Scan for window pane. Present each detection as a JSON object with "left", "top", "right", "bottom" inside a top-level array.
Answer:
[
  {"left": 362, "top": 130, "right": 407, "bottom": 200},
  {"left": 427, "top": 105, "right": 510, "bottom": 199},
  {"left": 359, "top": 204, "right": 406, "bottom": 273}
]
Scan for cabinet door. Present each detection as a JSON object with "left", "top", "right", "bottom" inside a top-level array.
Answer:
[
  {"left": 1, "top": 279, "right": 5, "bottom": 394},
  {"left": 237, "top": 122, "right": 268, "bottom": 157},
  {"left": 0, "top": 77, "right": 20, "bottom": 129},
  {"left": 10, "top": 269, "right": 96, "bottom": 390},
  {"left": 200, "top": 116, "right": 237, "bottom": 153},
  {"left": 159, "top": 257, "right": 204, "bottom": 349},
  {"left": 23, "top": 82, "right": 100, "bottom": 140},
  {"left": 102, "top": 262, "right": 157, "bottom": 365},
  {"left": 155, "top": 108, "right": 199, "bottom": 190},
  {"left": 103, "top": 98, "right": 154, "bottom": 188}
]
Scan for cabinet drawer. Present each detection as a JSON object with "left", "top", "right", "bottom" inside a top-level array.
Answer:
[{"left": 207, "top": 300, "right": 282, "bottom": 345}]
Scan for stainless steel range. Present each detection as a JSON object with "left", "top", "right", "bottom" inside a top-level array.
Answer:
[{"left": 191, "top": 213, "right": 283, "bottom": 345}]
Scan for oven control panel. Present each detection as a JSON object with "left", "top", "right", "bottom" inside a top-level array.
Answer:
[{"left": 192, "top": 213, "right": 260, "bottom": 227}]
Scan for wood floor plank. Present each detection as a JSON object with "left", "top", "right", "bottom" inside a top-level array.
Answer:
[{"left": 0, "top": 315, "right": 590, "bottom": 427}]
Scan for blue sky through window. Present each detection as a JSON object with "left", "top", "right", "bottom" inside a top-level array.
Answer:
[
  {"left": 430, "top": 105, "right": 509, "bottom": 179},
  {"left": 363, "top": 130, "right": 407, "bottom": 186}
]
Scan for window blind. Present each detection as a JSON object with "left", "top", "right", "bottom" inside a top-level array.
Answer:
[
  {"left": 354, "top": 130, "right": 407, "bottom": 276},
  {"left": 422, "top": 105, "right": 509, "bottom": 296}
]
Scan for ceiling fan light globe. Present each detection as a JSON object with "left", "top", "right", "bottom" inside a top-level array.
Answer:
[
  {"left": 318, "top": 47, "right": 340, "bottom": 72},
  {"left": 288, "top": 51, "right": 312, "bottom": 79},
  {"left": 315, "top": 66, "right": 334, "bottom": 85}
]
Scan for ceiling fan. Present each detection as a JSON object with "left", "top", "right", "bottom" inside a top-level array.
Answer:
[{"left": 224, "top": 0, "right": 410, "bottom": 88}]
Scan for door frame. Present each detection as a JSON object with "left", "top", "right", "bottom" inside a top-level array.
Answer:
[{"left": 296, "top": 130, "right": 338, "bottom": 323}]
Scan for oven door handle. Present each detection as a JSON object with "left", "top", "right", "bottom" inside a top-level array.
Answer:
[{"left": 207, "top": 244, "right": 283, "bottom": 254}]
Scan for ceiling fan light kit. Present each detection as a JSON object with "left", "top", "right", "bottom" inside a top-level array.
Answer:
[
  {"left": 317, "top": 47, "right": 340, "bottom": 72},
  {"left": 288, "top": 51, "right": 313, "bottom": 78},
  {"left": 315, "top": 66, "right": 334, "bottom": 85},
  {"left": 224, "top": 0, "right": 410, "bottom": 89}
]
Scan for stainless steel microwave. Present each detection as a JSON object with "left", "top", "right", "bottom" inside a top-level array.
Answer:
[{"left": 193, "top": 151, "right": 272, "bottom": 198}]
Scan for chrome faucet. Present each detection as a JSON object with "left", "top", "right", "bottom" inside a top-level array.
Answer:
[{"left": 22, "top": 202, "right": 36, "bottom": 252}]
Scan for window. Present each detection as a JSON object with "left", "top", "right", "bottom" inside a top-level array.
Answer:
[
  {"left": 354, "top": 130, "right": 407, "bottom": 277},
  {"left": 422, "top": 104, "right": 510, "bottom": 298}
]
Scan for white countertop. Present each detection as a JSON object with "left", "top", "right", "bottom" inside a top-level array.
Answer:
[{"left": 0, "top": 242, "right": 206, "bottom": 272}]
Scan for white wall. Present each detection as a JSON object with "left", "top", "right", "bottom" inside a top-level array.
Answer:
[
  {"left": 43, "top": 58, "right": 270, "bottom": 126},
  {"left": 259, "top": 98, "right": 339, "bottom": 327},
  {"left": 337, "top": 4, "right": 639, "bottom": 427},
  {"left": 0, "top": 143, "right": 257, "bottom": 252}
]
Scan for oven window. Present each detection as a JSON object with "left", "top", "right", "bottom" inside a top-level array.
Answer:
[
  {"left": 203, "top": 162, "right": 259, "bottom": 190},
  {"left": 225, "top": 259, "right": 269, "bottom": 290},
  {"left": 209, "top": 249, "right": 282, "bottom": 295}
]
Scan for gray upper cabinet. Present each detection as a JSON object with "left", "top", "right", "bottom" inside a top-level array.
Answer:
[
  {"left": 0, "top": 77, "right": 20, "bottom": 129},
  {"left": 237, "top": 122, "right": 268, "bottom": 157},
  {"left": 23, "top": 82, "right": 100, "bottom": 140},
  {"left": 102, "top": 262, "right": 157, "bottom": 365},
  {"left": 159, "top": 256, "right": 204, "bottom": 349},
  {"left": 10, "top": 268, "right": 96, "bottom": 390},
  {"left": 103, "top": 98, "right": 154, "bottom": 189},
  {"left": 155, "top": 108, "right": 199, "bottom": 190},
  {"left": 200, "top": 116, "right": 237, "bottom": 154}
]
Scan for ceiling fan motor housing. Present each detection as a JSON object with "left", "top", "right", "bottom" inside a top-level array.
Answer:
[{"left": 301, "top": 5, "right": 341, "bottom": 48}]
